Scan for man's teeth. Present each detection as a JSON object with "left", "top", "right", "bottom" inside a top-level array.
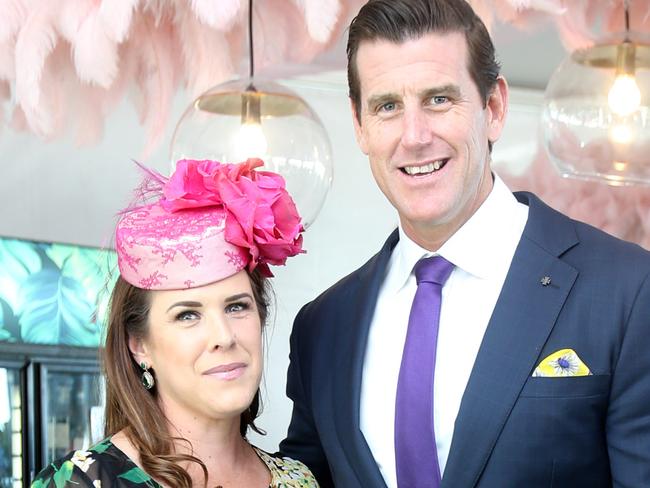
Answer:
[{"left": 403, "top": 161, "right": 444, "bottom": 176}]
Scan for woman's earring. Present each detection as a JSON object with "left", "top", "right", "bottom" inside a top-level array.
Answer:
[{"left": 140, "top": 362, "right": 155, "bottom": 390}]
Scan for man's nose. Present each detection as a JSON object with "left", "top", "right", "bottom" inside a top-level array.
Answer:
[{"left": 401, "top": 108, "right": 433, "bottom": 148}]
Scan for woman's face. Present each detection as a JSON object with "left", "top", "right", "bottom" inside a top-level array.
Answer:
[{"left": 131, "top": 270, "right": 263, "bottom": 423}]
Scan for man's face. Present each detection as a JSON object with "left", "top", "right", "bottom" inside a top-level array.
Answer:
[{"left": 352, "top": 31, "right": 507, "bottom": 249}]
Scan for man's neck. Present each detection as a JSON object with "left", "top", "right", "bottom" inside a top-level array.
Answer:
[{"left": 400, "top": 184, "right": 494, "bottom": 251}]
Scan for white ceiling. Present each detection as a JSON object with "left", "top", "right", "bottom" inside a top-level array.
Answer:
[{"left": 492, "top": 19, "right": 568, "bottom": 90}]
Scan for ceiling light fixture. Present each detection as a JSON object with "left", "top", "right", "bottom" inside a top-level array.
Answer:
[
  {"left": 541, "top": 0, "right": 649, "bottom": 186},
  {"left": 170, "top": 0, "right": 333, "bottom": 227}
]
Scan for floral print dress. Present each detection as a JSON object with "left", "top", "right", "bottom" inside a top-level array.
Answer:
[{"left": 31, "top": 438, "right": 319, "bottom": 487}]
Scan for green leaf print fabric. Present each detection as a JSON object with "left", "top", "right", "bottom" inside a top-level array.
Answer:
[{"left": 31, "top": 439, "right": 319, "bottom": 487}]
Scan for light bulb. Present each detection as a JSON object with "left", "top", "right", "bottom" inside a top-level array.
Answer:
[
  {"left": 232, "top": 122, "right": 268, "bottom": 160},
  {"left": 608, "top": 74, "right": 641, "bottom": 116},
  {"left": 613, "top": 161, "right": 628, "bottom": 172},
  {"left": 609, "top": 122, "right": 635, "bottom": 145}
]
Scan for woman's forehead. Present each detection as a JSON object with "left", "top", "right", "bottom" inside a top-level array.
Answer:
[{"left": 150, "top": 271, "right": 252, "bottom": 307}]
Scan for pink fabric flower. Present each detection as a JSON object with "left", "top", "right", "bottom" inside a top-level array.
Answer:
[
  {"left": 161, "top": 159, "right": 223, "bottom": 210},
  {"left": 160, "top": 158, "right": 304, "bottom": 276}
]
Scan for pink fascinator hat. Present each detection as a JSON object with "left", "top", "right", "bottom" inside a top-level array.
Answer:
[{"left": 116, "top": 158, "right": 304, "bottom": 290}]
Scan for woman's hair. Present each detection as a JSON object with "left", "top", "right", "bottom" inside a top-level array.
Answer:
[{"left": 102, "top": 269, "right": 270, "bottom": 487}]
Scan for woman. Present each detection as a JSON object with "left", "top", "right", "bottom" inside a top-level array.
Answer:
[{"left": 32, "top": 159, "right": 317, "bottom": 487}]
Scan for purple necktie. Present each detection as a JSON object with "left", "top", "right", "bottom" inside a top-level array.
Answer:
[{"left": 395, "top": 256, "right": 454, "bottom": 488}]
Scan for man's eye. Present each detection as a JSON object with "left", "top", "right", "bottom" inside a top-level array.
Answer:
[
  {"left": 226, "top": 302, "right": 251, "bottom": 314},
  {"left": 378, "top": 102, "right": 397, "bottom": 113},
  {"left": 175, "top": 310, "right": 200, "bottom": 321},
  {"left": 431, "top": 96, "right": 448, "bottom": 105}
]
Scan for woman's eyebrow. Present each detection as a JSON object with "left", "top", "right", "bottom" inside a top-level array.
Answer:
[
  {"left": 225, "top": 293, "right": 253, "bottom": 303},
  {"left": 166, "top": 301, "right": 202, "bottom": 312}
]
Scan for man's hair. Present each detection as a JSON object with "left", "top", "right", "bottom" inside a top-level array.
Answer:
[{"left": 347, "top": 0, "right": 500, "bottom": 121}]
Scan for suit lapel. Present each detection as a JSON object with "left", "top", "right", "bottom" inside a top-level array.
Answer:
[
  {"left": 333, "top": 230, "right": 398, "bottom": 488},
  {"left": 442, "top": 192, "right": 580, "bottom": 487}
]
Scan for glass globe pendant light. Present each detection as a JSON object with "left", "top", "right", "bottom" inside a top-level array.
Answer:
[
  {"left": 170, "top": 0, "right": 333, "bottom": 227},
  {"left": 541, "top": 0, "right": 650, "bottom": 186}
]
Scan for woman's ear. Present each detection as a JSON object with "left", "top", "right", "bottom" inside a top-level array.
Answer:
[{"left": 128, "top": 335, "right": 151, "bottom": 368}]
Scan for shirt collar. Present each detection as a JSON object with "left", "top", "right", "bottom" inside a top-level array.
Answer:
[{"left": 388, "top": 173, "right": 528, "bottom": 292}]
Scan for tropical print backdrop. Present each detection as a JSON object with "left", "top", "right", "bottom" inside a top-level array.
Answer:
[{"left": 0, "top": 237, "right": 116, "bottom": 347}]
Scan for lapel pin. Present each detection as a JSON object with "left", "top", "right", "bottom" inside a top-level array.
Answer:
[{"left": 540, "top": 276, "right": 552, "bottom": 286}]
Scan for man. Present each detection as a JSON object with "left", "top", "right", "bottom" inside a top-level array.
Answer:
[{"left": 279, "top": 0, "right": 650, "bottom": 486}]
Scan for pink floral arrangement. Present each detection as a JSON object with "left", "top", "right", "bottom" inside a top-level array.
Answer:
[{"left": 161, "top": 158, "right": 304, "bottom": 276}]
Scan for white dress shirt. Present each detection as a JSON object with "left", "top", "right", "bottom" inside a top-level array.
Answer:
[{"left": 359, "top": 175, "right": 529, "bottom": 488}]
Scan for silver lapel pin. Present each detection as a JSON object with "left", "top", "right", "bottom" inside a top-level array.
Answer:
[{"left": 540, "top": 276, "right": 552, "bottom": 286}]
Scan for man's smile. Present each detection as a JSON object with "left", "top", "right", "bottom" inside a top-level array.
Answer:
[{"left": 400, "top": 159, "right": 449, "bottom": 176}]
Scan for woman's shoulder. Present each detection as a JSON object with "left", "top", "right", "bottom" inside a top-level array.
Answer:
[
  {"left": 31, "top": 438, "right": 158, "bottom": 488},
  {"left": 253, "top": 446, "right": 320, "bottom": 487}
]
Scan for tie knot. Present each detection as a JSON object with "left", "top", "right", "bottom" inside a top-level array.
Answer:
[{"left": 414, "top": 256, "right": 454, "bottom": 285}]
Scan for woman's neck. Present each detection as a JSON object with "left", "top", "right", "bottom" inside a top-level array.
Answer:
[
  {"left": 157, "top": 400, "right": 270, "bottom": 487},
  {"left": 165, "top": 406, "right": 245, "bottom": 462},
  {"left": 157, "top": 401, "right": 260, "bottom": 484}
]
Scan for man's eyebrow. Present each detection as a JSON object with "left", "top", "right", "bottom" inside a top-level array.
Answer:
[
  {"left": 420, "top": 84, "right": 462, "bottom": 99},
  {"left": 366, "top": 93, "right": 400, "bottom": 110},
  {"left": 365, "top": 85, "right": 462, "bottom": 110}
]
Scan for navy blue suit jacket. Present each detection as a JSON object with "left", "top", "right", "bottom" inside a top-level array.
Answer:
[{"left": 279, "top": 192, "right": 650, "bottom": 487}]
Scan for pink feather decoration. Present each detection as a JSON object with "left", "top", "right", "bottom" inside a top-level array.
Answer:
[
  {"left": 176, "top": 6, "right": 236, "bottom": 99},
  {"left": 505, "top": 0, "right": 565, "bottom": 14},
  {"left": 0, "top": 80, "right": 10, "bottom": 134},
  {"left": 72, "top": 8, "right": 119, "bottom": 88},
  {"left": 55, "top": 0, "right": 93, "bottom": 43},
  {"left": 253, "top": 0, "right": 351, "bottom": 71},
  {"left": 129, "top": 12, "right": 181, "bottom": 158},
  {"left": 14, "top": 3, "right": 59, "bottom": 135},
  {"left": 99, "top": 0, "right": 140, "bottom": 43},
  {"left": 190, "top": 0, "right": 242, "bottom": 31},
  {"left": 0, "top": 0, "right": 27, "bottom": 43},
  {"left": 0, "top": 40, "right": 15, "bottom": 80},
  {"left": 2, "top": 0, "right": 648, "bottom": 160},
  {"left": 294, "top": 0, "right": 342, "bottom": 43}
]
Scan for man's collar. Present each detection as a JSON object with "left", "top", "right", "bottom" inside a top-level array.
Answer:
[{"left": 389, "top": 174, "right": 528, "bottom": 291}]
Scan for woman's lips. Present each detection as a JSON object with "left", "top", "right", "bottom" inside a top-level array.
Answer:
[{"left": 203, "top": 362, "right": 247, "bottom": 380}]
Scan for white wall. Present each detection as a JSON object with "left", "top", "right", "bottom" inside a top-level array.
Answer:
[{"left": 0, "top": 72, "right": 542, "bottom": 451}]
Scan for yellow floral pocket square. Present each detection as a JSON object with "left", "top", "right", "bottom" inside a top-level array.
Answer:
[{"left": 532, "top": 349, "right": 592, "bottom": 377}]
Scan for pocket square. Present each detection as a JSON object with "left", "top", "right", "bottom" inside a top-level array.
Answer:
[{"left": 532, "top": 348, "right": 592, "bottom": 377}]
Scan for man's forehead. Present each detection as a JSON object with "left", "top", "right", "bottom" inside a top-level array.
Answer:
[
  {"left": 355, "top": 30, "right": 468, "bottom": 58},
  {"left": 354, "top": 31, "right": 471, "bottom": 94}
]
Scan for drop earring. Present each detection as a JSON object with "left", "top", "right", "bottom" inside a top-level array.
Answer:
[{"left": 140, "top": 362, "right": 155, "bottom": 390}]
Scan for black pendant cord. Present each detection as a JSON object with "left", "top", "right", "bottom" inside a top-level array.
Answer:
[
  {"left": 248, "top": 0, "right": 255, "bottom": 80},
  {"left": 624, "top": 0, "right": 630, "bottom": 42}
]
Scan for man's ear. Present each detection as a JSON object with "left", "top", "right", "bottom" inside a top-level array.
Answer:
[
  {"left": 128, "top": 335, "right": 151, "bottom": 368},
  {"left": 350, "top": 98, "right": 369, "bottom": 155},
  {"left": 486, "top": 76, "right": 509, "bottom": 145}
]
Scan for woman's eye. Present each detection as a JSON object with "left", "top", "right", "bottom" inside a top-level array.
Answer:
[
  {"left": 175, "top": 310, "right": 200, "bottom": 322},
  {"left": 226, "top": 301, "right": 251, "bottom": 314}
]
